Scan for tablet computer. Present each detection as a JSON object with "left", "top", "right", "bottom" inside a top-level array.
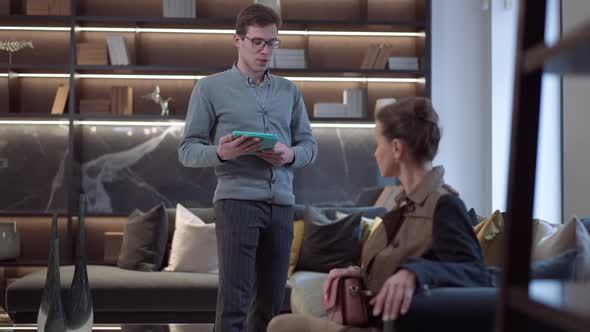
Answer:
[{"left": 232, "top": 131, "right": 278, "bottom": 152}]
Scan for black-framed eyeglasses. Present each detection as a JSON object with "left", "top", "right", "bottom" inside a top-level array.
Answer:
[{"left": 242, "top": 36, "right": 280, "bottom": 50}]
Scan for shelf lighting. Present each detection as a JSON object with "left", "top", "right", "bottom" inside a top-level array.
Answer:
[
  {"left": 0, "top": 327, "right": 121, "bottom": 331},
  {"left": 0, "top": 120, "right": 70, "bottom": 125},
  {"left": 0, "top": 73, "right": 8, "bottom": 77},
  {"left": 0, "top": 26, "right": 424, "bottom": 37},
  {"left": 73, "top": 120, "right": 374, "bottom": 128},
  {"left": 0, "top": 26, "right": 71, "bottom": 31},
  {"left": 75, "top": 27, "right": 425, "bottom": 37},
  {"left": 310, "top": 123, "right": 376, "bottom": 128},
  {"left": 14, "top": 73, "right": 71, "bottom": 78},
  {"left": 76, "top": 73, "right": 423, "bottom": 83},
  {"left": 76, "top": 74, "right": 204, "bottom": 80},
  {"left": 75, "top": 120, "right": 185, "bottom": 126}
]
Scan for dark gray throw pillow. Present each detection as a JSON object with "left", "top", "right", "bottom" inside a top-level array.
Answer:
[
  {"left": 531, "top": 249, "right": 577, "bottom": 280},
  {"left": 117, "top": 203, "right": 169, "bottom": 272},
  {"left": 296, "top": 206, "right": 363, "bottom": 273}
]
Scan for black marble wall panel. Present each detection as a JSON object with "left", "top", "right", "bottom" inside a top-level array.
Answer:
[
  {"left": 0, "top": 124, "right": 384, "bottom": 215},
  {"left": 0, "top": 124, "right": 69, "bottom": 214}
]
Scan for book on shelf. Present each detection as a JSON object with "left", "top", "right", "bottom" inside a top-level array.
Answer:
[
  {"left": 163, "top": 0, "right": 196, "bottom": 18},
  {"left": 388, "top": 57, "right": 420, "bottom": 70},
  {"left": 272, "top": 49, "right": 306, "bottom": 69},
  {"left": 77, "top": 42, "right": 107, "bottom": 65},
  {"left": 313, "top": 103, "right": 349, "bottom": 118},
  {"left": 254, "top": 0, "right": 281, "bottom": 17},
  {"left": 343, "top": 89, "right": 366, "bottom": 119},
  {"left": 26, "top": 0, "right": 49, "bottom": 15},
  {"left": 106, "top": 35, "right": 130, "bottom": 66},
  {"left": 373, "top": 44, "right": 392, "bottom": 69},
  {"left": 0, "top": 0, "right": 10, "bottom": 15},
  {"left": 50, "top": 84, "right": 69, "bottom": 114},
  {"left": 360, "top": 44, "right": 380, "bottom": 69},
  {"left": 110, "top": 86, "right": 133, "bottom": 115},
  {"left": 79, "top": 99, "right": 111, "bottom": 114},
  {"left": 48, "top": 0, "right": 70, "bottom": 15}
]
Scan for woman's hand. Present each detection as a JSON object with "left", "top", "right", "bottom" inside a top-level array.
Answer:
[
  {"left": 323, "top": 266, "right": 362, "bottom": 303},
  {"left": 369, "top": 269, "right": 416, "bottom": 321}
]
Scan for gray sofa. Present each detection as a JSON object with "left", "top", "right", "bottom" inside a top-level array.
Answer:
[{"left": 6, "top": 205, "right": 387, "bottom": 324}]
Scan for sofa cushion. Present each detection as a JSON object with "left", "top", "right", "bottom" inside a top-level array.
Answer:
[
  {"left": 474, "top": 210, "right": 504, "bottom": 267},
  {"left": 293, "top": 205, "right": 387, "bottom": 221},
  {"left": 7, "top": 265, "right": 291, "bottom": 313},
  {"left": 288, "top": 219, "right": 305, "bottom": 278},
  {"left": 532, "top": 216, "right": 590, "bottom": 281},
  {"left": 296, "top": 207, "right": 362, "bottom": 273},
  {"left": 289, "top": 271, "right": 328, "bottom": 318},
  {"left": 164, "top": 205, "right": 218, "bottom": 273},
  {"left": 531, "top": 248, "right": 577, "bottom": 280},
  {"left": 117, "top": 204, "right": 169, "bottom": 272}
]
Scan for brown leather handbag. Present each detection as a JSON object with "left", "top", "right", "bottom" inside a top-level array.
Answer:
[{"left": 324, "top": 276, "right": 369, "bottom": 327}]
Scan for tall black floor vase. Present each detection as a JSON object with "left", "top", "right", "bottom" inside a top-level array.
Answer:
[
  {"left": 37, "top": 214, "right": 66, "bottom": 332},
  {"left": 66, "top": 195, "right": 94, "bottom": 332}
]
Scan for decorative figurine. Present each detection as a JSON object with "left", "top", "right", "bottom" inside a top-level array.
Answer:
[{"left": 142, "top": 85, "right": 173, "bottom": 116}]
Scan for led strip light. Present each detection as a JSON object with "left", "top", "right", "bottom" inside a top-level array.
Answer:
[
  {"left": 75, "top": 74, "right": 424, "bottom": 83},
  {"left": 76, "top": 27, "right": 425, "bottom": 37},
  {"left": 0, "top": 120, "right": 70, "bottom": 125},
  {"left": 0, "top": 26, "right": 425, "bottom": 37},
  {"left": 0, "top": 120, "right": 375, "bottom": 128}
]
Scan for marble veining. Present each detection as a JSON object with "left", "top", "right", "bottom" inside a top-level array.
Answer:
[{"left": 0, "top": 125, "right": 382, "bottom": 214}]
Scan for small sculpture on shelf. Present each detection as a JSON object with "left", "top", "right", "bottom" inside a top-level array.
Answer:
[
  {"left": 0, "top": 40, "right": 34, "bottom": 65},
  {"left": 142, "top": 85, "right": 173, "bottom": 116}
]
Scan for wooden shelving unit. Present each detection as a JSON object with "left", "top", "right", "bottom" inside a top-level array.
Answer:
[
  {"left": 0, "top": 0, "right": 430, "bottom": 121},
  {"left": 0, "top": 0, "right": 430, "bottom": 216},
  {"left": 496, "top": 1, "right": 590, "bottom": 331}
]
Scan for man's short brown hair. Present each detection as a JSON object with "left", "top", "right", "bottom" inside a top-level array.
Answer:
[{"left": 235, "top": 4, "right": 282, "bottom": 36}]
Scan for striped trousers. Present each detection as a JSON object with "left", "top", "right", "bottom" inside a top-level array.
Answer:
[{"left": 213, "top": 199, "right": 294, "bottom": 332}]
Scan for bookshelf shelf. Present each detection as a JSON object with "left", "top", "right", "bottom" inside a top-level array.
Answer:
[
  {"left": 72, "top": 65, "right": 424, "bottom": 77},
  {"left": 0, "top": 0, "right": 430, "bottom": 216},
  {"left": 73, "top": 15, "right": 427, "bottom": 30}
]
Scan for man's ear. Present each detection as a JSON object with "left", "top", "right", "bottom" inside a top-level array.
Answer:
[{"left": 234, "top": 34, "right": 241, "bottom": 48}]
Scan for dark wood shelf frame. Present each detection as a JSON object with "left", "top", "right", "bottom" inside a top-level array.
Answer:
[{"left": 496, "top": 1, "right": 590, "bottom": 332}]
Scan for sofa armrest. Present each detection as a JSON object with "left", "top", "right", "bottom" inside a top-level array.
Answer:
[
  {"left": 394, "top": 287, "right": 497, "bottom": 332},
  {"left": 103, "top": 232, "right": 123, "bottom": 265}
]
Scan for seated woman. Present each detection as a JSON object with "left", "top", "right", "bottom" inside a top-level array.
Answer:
[{"left": 268, "top": 97, "right": 494, "bottom": 332}]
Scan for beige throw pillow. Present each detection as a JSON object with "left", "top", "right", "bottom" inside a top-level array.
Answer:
[{"left": 164, "top": 204, "right": 218, "bottom": 273}]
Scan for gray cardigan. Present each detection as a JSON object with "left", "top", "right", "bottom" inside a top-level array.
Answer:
[{"left": 179, "top": 65, "right": 317, "bottom": 205}]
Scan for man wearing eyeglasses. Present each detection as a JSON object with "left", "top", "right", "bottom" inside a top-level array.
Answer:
[{"left": 178, "top": 4, "right": 317, "bottom": 332}]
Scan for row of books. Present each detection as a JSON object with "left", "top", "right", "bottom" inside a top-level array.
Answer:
[
  {"left": 26, "top": 0, "right": 70, "bottom": 16},
  {"left": 50, "top": 85, "right": 133, "bottom": 115},
  {"left": 360, "top": 44, "right": 421, "bottom": 70},
  {"left": 255, "top": 0, "right": 281, "bottom": 17},
  {"left": 163, "top": 0, "right": 196, "bottom": 18},
  {"left": 270, "top": 49, "right": 306, "bottom": 69},
  {"left": 77, "top": 36, "right": 130, "bottom": 66}
]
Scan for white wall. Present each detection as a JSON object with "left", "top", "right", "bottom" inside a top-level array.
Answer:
[
  {"left": 431, "top": 0, "right": 492, "bottom": 214},
  {"left": 563, "top": 1, "right": 590, "bottom": 219},
  {"left": 491, "top": 0, "right": 562, "bottom": 223}
]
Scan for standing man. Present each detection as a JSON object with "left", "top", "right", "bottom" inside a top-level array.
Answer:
[{"left": 178, "top": 4, "right": 317, "bottom": 332}]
